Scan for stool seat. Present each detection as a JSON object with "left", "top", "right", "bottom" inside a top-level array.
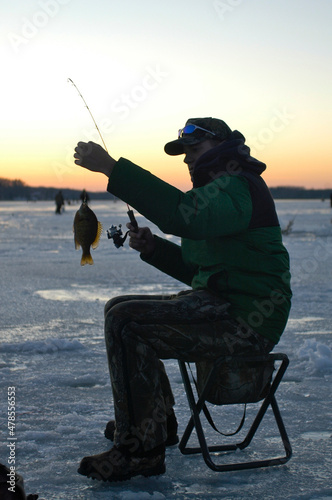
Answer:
[{"left": 178, "top": 352, "right": 292, "bottom": 472}]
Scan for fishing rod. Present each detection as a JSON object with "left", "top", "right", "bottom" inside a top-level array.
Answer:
[
  {"left": 68, "top": 78, "right": 109, "bottom": 152},
  {"left": 68, "top": 78, "right": 138, "bottom": 246}
]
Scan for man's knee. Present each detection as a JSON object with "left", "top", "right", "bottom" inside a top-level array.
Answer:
[
  {"left": 104, "top": 295, "right": 131, "bottom": 318},
  {"left": 104, "top": 299, "right": 134, "bottom": 345}
]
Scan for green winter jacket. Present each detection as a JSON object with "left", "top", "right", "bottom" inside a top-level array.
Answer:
[{"left": 107, "top": 154, "right": 291, "bottom": 344}]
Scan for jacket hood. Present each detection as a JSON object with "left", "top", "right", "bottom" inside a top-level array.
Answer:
[{"left": 192, "top": 130, "right": 266, "bottom": 188}]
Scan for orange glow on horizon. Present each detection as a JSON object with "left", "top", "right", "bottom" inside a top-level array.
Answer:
[
  {"left": 2, "top": 149, "right": 331, "bottom": 193},
  {"left": 1, "top": 1, "right": 331, "bottom": 196},
  {"left": 1, "top": 122, "right": 331, "bottom": 192}
]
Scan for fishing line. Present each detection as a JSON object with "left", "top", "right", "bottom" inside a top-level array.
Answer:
[
  {"left": 68, "top": 78, "right": 138, "bottom": 246},
  {"left": 67, "top": 78, "right": 108, "bottom": 152}
]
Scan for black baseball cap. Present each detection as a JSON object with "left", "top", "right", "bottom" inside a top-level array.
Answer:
[{"left": 164, "top": 117, "right": 232, "bottom": 156}]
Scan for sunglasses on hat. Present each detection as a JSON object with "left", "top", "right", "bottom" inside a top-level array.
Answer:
[{"left": 178, "top": 124, "right": 217, "bottom": 139}]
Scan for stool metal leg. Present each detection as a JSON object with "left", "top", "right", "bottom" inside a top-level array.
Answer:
[{"left": 178, "top": 353, "right": 292, "bottom": 471}]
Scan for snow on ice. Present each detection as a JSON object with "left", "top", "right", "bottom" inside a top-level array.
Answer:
[{"left": 0, "top": 199, "right": 332, "bottom": 499}]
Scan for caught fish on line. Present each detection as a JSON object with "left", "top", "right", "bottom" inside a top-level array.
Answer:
[
  {"left": 73, "top": 201, "right": 103, "bottom": 266},
  {"left": 68, "top": 77, "right": 138, "bottom": 244}
]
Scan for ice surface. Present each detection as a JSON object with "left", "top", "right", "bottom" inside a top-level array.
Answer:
[{"left": 0, "top": 199, "right": 332, "bottom": 499}]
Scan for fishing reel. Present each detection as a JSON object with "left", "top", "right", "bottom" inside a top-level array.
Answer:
[
  {"left": 107, "top": 209, "right": 138, "bottom": 249},
  {"left": 107, "top": 224, "right": 128, "bottom": 248}
]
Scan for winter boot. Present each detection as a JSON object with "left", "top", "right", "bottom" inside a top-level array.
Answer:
[{"left": 104, "top": 410, "right": 179, "bottom": 446}]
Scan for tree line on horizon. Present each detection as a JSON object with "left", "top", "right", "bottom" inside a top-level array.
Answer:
[
  {"left": 0, "top": 178, "right": 116, "bottom": 202},
  {"left": 0, "top": 177, "right": 331, "bottom": 201}
]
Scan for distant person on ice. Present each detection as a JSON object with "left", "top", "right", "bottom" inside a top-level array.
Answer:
[
  {"left": 54, "top": 190, "right": 64, "bottom": 214},
  {"left": 74, "top": 117, "right": 292, "bottom": 482},
  {"left": 80, "top": 188, "right": 90, "bottom": 204}
]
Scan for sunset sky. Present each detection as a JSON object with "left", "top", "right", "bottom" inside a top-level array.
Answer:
[{"left": 1, "top": 0, "right": 331, "bottom": 192}]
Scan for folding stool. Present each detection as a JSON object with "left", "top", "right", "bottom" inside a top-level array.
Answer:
[{"left": 178, "top": 352, "right": 292, "bottom": 471}]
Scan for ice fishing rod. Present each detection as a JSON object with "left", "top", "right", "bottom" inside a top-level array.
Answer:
[
  {"left": 68, "top": 78, "right": 109, "bottom": 152},
  {"left": 68, "top": 78, "right": 138, "bottom": 246}
]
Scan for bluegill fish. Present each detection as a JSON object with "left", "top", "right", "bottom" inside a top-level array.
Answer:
[{"left": 73, "top": 202, "right": 103, "bottom": 266}]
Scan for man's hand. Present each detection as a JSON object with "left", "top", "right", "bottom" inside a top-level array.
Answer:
[
  {"left": 127, "top": 224, "right": 156, "bottom": 257},
  {"left": 74, "top": 141, "right": 116, "bottom": 177}
]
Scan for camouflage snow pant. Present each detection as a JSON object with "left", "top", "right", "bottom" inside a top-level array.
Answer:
[{"left": 104, "top": 289, "right": 274, "bottom": 454}]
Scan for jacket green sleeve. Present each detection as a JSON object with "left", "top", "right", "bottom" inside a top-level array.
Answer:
[{"left": 107, "top": 157, "right": 252, "bottom": 239}]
